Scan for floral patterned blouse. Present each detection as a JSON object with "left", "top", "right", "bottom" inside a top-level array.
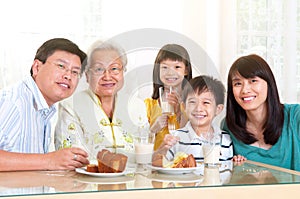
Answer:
[{"left": 54, "top": 89, "right": 134, "bottom": 162}]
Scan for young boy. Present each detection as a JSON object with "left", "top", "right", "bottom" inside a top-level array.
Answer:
[{"left": 155, "top": 75, "right": 233, "bottom": 163}]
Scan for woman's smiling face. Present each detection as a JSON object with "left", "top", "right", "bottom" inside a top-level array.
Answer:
[
  {"left": 86, "top": 49, "right": 124, "bottom": 99},
  {"left": 231, "top": 72, "right": 268, "bottom": 112}
]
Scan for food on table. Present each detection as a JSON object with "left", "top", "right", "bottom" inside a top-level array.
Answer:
[
  {"left": 152, "top": 152, "right": 196, "bottom": 168},
  {"left": 97, "top": 149, "right": 128, "bottom": 173},
  {"left": 86, "top": 164, "right": 99, "bottom": 173},
  {"left": 171, "top": 152, "right": 196, "bottom": 168},
  {"left": 152, "top": 153, "right": 164, "bottom": 167},
  {"left": 84, "top": 149, "right": 128, "bottom": 173}
]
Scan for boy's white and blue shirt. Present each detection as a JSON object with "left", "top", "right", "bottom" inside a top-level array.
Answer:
[
  {"left": 167, "top": 121, "right": 233, "bottom": 162},
  {"left": 0, "top": 76, "right": 56, "bottom": 153}
]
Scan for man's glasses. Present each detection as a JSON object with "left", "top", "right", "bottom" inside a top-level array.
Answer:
[
  {"left": 88, "top": 63, "right": 124, "bottom": 76},
  {"left": 47, "top": 61, "right": 82, "bottom": 79}
]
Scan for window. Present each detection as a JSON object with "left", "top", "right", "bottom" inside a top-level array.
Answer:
[
  {"left": 0, "top": 0, "right": 103, "bottom": 89},
  {"left": 236, "top": 0, "right": 299, "bottom": 103}
]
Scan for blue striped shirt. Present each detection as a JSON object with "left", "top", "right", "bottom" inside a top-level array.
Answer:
[
  {"left": 0, "top": 76, "right": 56, "bottom": 153},
  {"left": 167, "top": 122, "right": 233, "bottom": 161}
]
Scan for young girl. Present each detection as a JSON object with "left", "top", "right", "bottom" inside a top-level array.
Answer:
[{"left": 144, "top": 44, "right": 193, "bottom": 150}]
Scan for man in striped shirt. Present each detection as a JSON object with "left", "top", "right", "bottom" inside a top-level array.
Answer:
[{"left": 0, "top": 38, "right": 90, "bottom": 171}]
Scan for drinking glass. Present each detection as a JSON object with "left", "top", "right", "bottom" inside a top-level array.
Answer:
[
  {"left": 159, "top": 87, "right": 174, "bottom": 114},
  {"left": 202, "top": 132, "right": 221, "bottom": 167},
  {"left": 159, "top": 86, "right": 177, "bottom": 133},
  {"left": 201, "top": 166, "right": 221, "bottom": 186},
  {"left": 167, "top": 113, "right": 177, "bottom": 134},
  {"left": 134, "top": 129, "right": 155, "bottom": 165}
]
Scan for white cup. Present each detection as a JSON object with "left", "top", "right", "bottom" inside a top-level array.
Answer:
[
  {"left": 203, "top": 144, "right": 221, "bottom": 166},
  {"left": 201, "top": 166, "right": 221, "bottom": 186},
  {"left": 159, "top": 87, "right": 174, "bottom": 114},
  {"left": 135, "top": 143, "right": 154, "bottom": 164},
  {"left": 134, "top": 131, "right": 154, "bottom": 164},
  {"left": 202, "top": 133, "right": 221, "bottom": 167}
]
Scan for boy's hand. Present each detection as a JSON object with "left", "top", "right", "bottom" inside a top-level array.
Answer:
[
  {"left": 154, "top": 134, "right": 180, "bottom": 157},
  {"left": 162, "top": 134, "right": 180, "bottom": 149}
]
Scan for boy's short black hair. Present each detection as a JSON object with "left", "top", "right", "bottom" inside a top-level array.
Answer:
[{"left": 182, "top": 75, "right": 225, "bottom": 105}]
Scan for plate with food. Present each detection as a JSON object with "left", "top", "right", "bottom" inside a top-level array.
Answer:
[
  {"left": 150, "top": 152, "right": 200, "bottom": 174},
  {"left": 76, "top": 149, "right": 128, "bottom": 177},
  {"left": 75, "top": 167, "right": 126, "bottom": 177},
  {"left": 76, "top": 172, "right": 134, "bottom": 184}
]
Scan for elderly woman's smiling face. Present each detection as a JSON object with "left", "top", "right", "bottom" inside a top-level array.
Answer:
[{"left": 86, "top": 49, "right": 124, "bottom": 99}]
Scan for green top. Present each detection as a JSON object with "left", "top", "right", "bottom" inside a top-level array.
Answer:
[{"left": 222, "top": 104, "right": 300, "bottom": 171}]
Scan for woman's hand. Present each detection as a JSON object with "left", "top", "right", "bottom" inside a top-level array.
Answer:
[{"left": 232, "top": 154, "right": 247, "bottom": 162}]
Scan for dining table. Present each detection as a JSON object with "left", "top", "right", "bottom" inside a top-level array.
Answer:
[{"left": 0, "top": 160, "right": 300, "bottom": 199}]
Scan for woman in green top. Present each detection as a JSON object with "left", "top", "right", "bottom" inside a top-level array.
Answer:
[{"left": 222, "top": 54, "right": 300, "bottom": 171}]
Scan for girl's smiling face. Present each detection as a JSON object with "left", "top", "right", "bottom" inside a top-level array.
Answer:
[{"left": 159, "top": 59, "right": 187, "bottom": 88}]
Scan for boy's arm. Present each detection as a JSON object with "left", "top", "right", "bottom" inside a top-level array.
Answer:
[{"left": 152, "top": 134, "right": 179, "bottom": 166}]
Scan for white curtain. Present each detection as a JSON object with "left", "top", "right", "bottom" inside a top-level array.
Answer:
[{"left": 0, "top": 0, "right": 298, "bottom": 103}]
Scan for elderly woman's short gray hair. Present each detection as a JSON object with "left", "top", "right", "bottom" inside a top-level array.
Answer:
[{"left": 86, "top": 40, "right": 127, "bottom": 71}]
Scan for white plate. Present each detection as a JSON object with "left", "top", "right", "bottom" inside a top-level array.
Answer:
[
  {"left": 148, "top": 165, "right": 200, "bottom": 175},
  {"left": 75, "top": 167, "right": 126, "bottom": 177}
]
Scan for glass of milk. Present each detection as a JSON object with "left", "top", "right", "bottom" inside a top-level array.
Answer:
[
  {"left": 202, "top": 133, "right": 221, "bottom": 167},
  {"left": 135, "top": 128, "right": 155, "bottom": 165},
  {"left": 201, "top": 166, "right": 221, "bottom": 186},
  {"left": 159, "top": 87, "right": 174, "bottom": 114}
]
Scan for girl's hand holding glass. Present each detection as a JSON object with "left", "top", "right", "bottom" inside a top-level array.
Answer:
[
  {"left": 166, "top": 90, "right": 182, "bottom": 115},
  {"left": 150, "top": 113, "right": 169, "bottom": 133}
]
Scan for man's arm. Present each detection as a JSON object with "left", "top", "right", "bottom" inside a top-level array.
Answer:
[{"left": 0, "top": 148, "right": 89, "bottom": 171}]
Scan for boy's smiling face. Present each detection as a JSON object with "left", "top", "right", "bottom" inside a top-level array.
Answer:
[{"left": 184, "top": 91, "right": 223, "bottom": 134}]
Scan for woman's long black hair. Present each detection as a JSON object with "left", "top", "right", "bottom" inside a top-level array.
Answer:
[{"left": 226, "top": 54, "right": 284, "bottom": 145}]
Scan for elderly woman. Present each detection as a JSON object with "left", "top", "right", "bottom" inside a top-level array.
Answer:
[{"left": 54, "top": 40, "right": 134, "bottom": 162}]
